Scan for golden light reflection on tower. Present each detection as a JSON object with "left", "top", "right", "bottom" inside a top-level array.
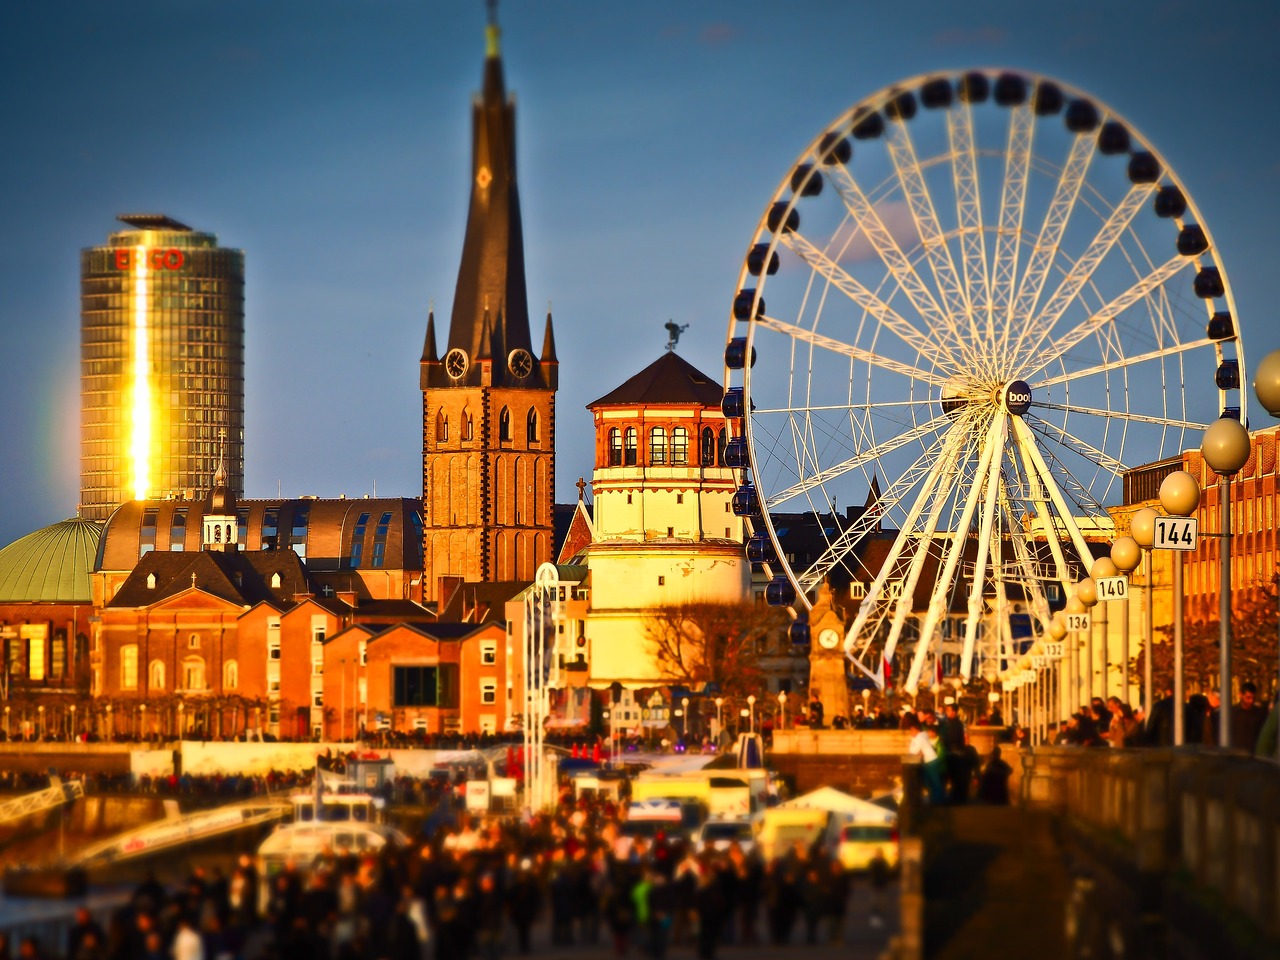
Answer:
[{"left": 130, "top": 245, "right": 151, "bottom": 500}]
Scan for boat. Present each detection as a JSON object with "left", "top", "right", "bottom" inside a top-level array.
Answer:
[{"left": 255, "top": 775, "right": 409, "bottom": 905}]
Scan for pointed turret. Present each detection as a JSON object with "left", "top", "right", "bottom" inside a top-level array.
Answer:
[
  {"left": 541, "top": 309, "right": 557, "bottom": 363},
  {"left": 203, "top": 432, "right": 239, "bottom": 552},
  {"left": 421, "top": 310, "right": 438, "bottom": 363},
  {"left": 444, "top": 4, "right": 533, "bottom": 384}
]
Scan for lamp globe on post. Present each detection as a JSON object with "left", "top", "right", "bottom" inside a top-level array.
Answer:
[
  {"left": 1201, "top": 416, "right": 1252, "bottom": 747},
  {"left": 1076, "top": 575, "right": 1100, "bottom": 703},
  {"left": 1049, "top": 611, "right": 1068, "bottom": 725},
  {"left": 1255, "top": 349, "right": 1280, "bottom": 759},
  {"left": 1130, "top": 507, "right": 1159, "bottom": 720},
  {"left": 1110, "top": 536, "right": 1142, "bottom": 708},
  {"left": 1090, "top": 559, "right": 1119, "bottom": 701},
  {"left": 1159, "top": 469, "right": 1201, "bottom": 746}
]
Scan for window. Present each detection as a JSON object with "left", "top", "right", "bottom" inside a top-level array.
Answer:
[
  {"left": 372, "top": 512, "right": 392, "bottom": 569},
  {"left": 436, "top": 409, "right": 449, "bottom": 442},
  {"left": 359, "top": 640, "right": 368, "bottom": 666},
  {"left": 649, "top": 427, "right": 667, "bottom": 465},
  {"left": 268, "top": 617, "right": 282, "bottom": 659},
  {"left": 183, "top": 657, "right": 205, "bottom": 691},
  {"left": 394, "top": 666, "right": 440, "bottom": 706},
  {"left": 271, "top": 572, "right": 282, "bottom": 588},
  {"left": 701, "top": 427, "right": 716, "bottom": 466},
  {"left": 188, "top": 633, "right": 200, "bottom": 649},
  {"left": 462, "top": 410, "right": 474, "bottom": 441},
  {"left": 658, "top": 576, "right": 665, "bottom": 586},
  {"left": 717, "top": 428, "right": 728, "bottom": 465},
  {"left": 676, "top": 493, "right": 684, "bottom": 505},
  {"left": 145, "top": 658, "right": 165, "bottom": 690},
  {"left": 350, "top": 512, "right": 369, "bottom": 569},
  {"left": 121, "top": 645, "right": 138, "bottom": 689},
  {"left": 527, "top": 409, "right": 539, "bottom": 443},
  {"left": 481, "top": 640, "right": 497, "bottom": 665},
  {"left": 480, "top": 679, "right": 497, "bottom": 705},
  {"left": 671, "top": 427, "right": 689, "bottom": 465},
  {"left": 170, "top": 508, "right": 187, "bottom": 551},
  {"left": 499, "top": 406, "right": 512, "bottom": 442},
  {"left": 262, "top": 509, "right": 278, "bottom": 550},
  {"left": 224, "top": 659, "right": 238, "bottom": 690},
  {"left": 608, "top": 428, "right": 622, "bottom": 466},
  {"left": 624, "top": 428, "right": 638, "bottom": 466}
]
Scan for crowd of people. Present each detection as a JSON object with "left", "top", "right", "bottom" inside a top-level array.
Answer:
[{"left": 0, "top": 783, "right": 896, "bottom": 960}]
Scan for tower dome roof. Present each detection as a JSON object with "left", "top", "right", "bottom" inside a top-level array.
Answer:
[{"left": 0, "top": 518, "right": 103, "bottom": 603}]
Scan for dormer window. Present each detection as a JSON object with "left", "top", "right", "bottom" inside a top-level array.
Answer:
[
  {"left": 271, "top": 572, "right": 282, "bottom": 589},
  {"left": 146, "top": 572, "right": 156, "bottom": 589}
]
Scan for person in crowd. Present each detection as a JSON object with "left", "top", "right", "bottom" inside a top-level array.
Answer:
[
  {"left": 905, "top": 715, "right": 945, "bottom": 803},
  {"left": 977, "top": 746, "right": 1013, "bottom": 805}
]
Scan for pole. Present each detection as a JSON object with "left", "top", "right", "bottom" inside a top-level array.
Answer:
[
  {"left": 1120, "top": 590, "right": 1130, "bottom": 709},
  {"left": 1099, "top": 595, "right": 1109, "bottom": 702},
  {"left": 1219, "top": 476, "right": 1232, "bottom": 747},
  {"left": 1143, "top": 551, "right": 1154, "bottom": 723},
  {"left": 1086, "top": 614, "right": 1094, "bottom": 705},
  {"left": 1174, "top": 553, "right": 1185, "bottom": 746}
]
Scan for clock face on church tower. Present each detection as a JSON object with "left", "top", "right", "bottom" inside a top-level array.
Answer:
[
  {"left": 444, "top": 348, "right": 469, "bottom": 379},
  {"left": 818, "top": 628, "right": 841, "bottom": 651}
]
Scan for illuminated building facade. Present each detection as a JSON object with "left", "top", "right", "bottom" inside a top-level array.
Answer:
[{"left": 80, "top": 214, "right": 244, "bottom": 522}]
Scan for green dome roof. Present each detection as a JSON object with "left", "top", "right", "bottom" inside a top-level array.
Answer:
[{"left": 0, "top": 518, "right": 103, "bottom": 603}]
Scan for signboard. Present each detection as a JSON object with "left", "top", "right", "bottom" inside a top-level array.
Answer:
[
  {"left": 114, "top": 248, "right": 186, "bottom": 271},
  {"left": 1096, "top": 576, "right": 1128, "bottom": 601},
  {"left": 464, "top": 780, "right": 491, "bottom": 811},
  {"left": 1153, "top": 516, "right": 1198, "bottom": 551},
  {"left": 1066, "top": 612, "right": 1090, "bottom": 633},
  {"left": 1032, "top": 655, "right": 1049, "bottom": 669},
  {"left": 1043, "top": 641, "right": 1065, "bottom": 659}
]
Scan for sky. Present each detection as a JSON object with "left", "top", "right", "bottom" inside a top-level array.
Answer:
[{"left": 2, "top": 0, "right": 1279, "bottom": 549}]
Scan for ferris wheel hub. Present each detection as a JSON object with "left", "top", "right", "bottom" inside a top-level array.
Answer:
[{"left": 1003, "top": 380, "right": 1032, "bottom": 416}]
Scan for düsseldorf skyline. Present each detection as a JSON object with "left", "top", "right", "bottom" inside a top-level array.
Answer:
[{"left": 3, "top": 0, "right": 1279, "bottom": 547}]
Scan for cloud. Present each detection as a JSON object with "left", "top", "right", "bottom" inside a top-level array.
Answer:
[
  {"left": 832, "top": 200, "right": 919, "bottom": 264},
  {"left": 931, "top": 26, "right": 1007, "bottom": 49},
  {"left": 699, "top": 22, "right": 738, "bottom": 46}
]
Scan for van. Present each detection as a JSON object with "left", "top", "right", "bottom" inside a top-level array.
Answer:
[
  {"left": 756, "top": 808, "right": 840, "bottom": 861},
  {"left": 835, "top": 821, "right": 899, "bottom": 872}
]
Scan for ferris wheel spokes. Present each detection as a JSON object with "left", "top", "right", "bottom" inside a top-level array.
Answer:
[
  {"left": 990, "top": 101, "right": 1036, "bottom": 343},
  {"left": 960, "top": 426, "right": 1008, "bottom": 680},
  {"left": 947, "top": 100, "right": 992, "bottom": 355},
  {"left": 753, "top": 313, "right": 942, "bottom": 385}
]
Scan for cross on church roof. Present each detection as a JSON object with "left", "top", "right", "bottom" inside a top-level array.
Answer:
[{"left": 575, "top": 477, "right": 586, "bottom": 502}]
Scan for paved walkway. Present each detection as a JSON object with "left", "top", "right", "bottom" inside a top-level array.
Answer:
[{"left": 922, "top": 806, "right": 1069, "bottom": 960}]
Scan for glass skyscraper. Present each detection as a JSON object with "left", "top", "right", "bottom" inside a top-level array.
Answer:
[{"left": 80, "top": 214, "right": 244, "bottom": 522}]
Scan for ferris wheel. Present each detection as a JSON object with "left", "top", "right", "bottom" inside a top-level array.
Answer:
[{"left": 722, "top": 69, "right": 1247, "bottom": 692}]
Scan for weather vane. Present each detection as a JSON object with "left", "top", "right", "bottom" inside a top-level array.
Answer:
[{"left": 664, "top": 319, "right": 689, "bottom": 352}]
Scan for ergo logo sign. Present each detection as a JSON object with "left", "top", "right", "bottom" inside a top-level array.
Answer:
[{"left": 114, "top": 249, "right": 186, "bottom": 271}]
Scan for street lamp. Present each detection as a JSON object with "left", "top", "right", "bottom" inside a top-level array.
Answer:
[
  {"left": 140, "top": 703, "right": 147, "bottom": 741},
  {"left": 714, "top": 697, "right": 724, "bottom": 744},
  {"left": 178, "top": 700, "right": 186, "bottom": 741},
  {"left": 106, "top": 702, "right": 113, "bottom": 741},
  {"left": 1110, "top": 536, "right": 1142, "bottom": 711},
  {"left": 1255, "top": 348, "right": 1280, "bottom": 760},
  {"left": 1076, "top": 577, "right": 1099, "bottom": 706},
  {"left": 1090, "top": 558, "right": 1119, "bottom": 701},
  {"left": 681, "top": 697, "right": 690, "bottom": 743},
  {"left": 1131, "top": 506, "right": 1159, "bottom": 721},
  {"left": 777, "top": 690, "right": 788, "bottom": 730},
  {"left": 1160, "top": 469, "right": 1202, "bottom": 746},
  {"left": 69, "top": 704, "right": 76, "bottom": 741},
  {"left": 1201, "top": 416, "right": 1252, "bottom": 748},
  {"left": 747, "top": 694, "right": 756, "bottom": 734},
  {"left": 739, "top": 707, "right": 749, "bottom": 735},
  {"left": 3, "top": 705, "right": 8, "bottom": 740}
]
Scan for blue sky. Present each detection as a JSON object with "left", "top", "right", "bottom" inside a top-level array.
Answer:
[{"left": 2, "top": 0, "right": 1279, "bottom": 547}]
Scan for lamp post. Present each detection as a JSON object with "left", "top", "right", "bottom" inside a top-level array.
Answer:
[
  {"left": 1254, "top": 349, "right": 1280, "bottom": 759},
  {"left": 1201, "top": 417, "right": 1252, "bottom": 747},
  {"left": 69, "top": 704, "right": 76, "bottom": 741},
  {"left": 681, "top": 697, "right": 690, "bottom": 743},
  {"left": 777, "top": 690, "right": 788, "bottom": 731},
  {"left": 747, "top": 694, "right": 756, "bottom": 734},
  {"left": 38, "top": 704, "right": 45, "bottom": 741},
  {"left": 1076, "top": 578, "right": 1099, "bottom": 707},
  {"left": 106, "top": 702, "right": 113, "bottom": 741},
  {"left": 714, "top": 697, "right": 724, "bottom": 744},
  {"left": 739, "top": 707, "right": 749, "bottom": 736},
  {"left": 1159, "top": 469, "right": 1202, "bottom": 746},
  {"left": 178, "top": 700, "right": 185, "bottom": 741},
  {"left": 1049, "top": 612, "right": 1068, "bottom": 726},
  {"left": 1090, "top": 558, "right": 1119, "bottom": 701},
  {"left": 1110, "top": 537, "right": 1141, "bottom": 710},
  {"left": 140, "top": 703, "right": 147, "bottom": 741},
  {"left": 3, "top": 705, "right": 8, "bottom": 740},
  {"left": 1131, "top": 506, "right": 1159, "bottom": 721}
]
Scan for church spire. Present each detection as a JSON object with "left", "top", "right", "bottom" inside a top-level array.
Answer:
[{"left": 444, "top": 1, "right": 533, "bottom": 382}]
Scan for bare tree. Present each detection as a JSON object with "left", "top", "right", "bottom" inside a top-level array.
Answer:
[{"left": 645, "top": 601, "right": 787, "bottom": 704}]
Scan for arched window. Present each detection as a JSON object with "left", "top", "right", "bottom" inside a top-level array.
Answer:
[
  {"left": 717, "top": 428, "right": 728, "bottom": 465},
  {"left": 527, "top": 409, "right": 539, "bottom": 444},
  {"left": 462, "top": 410, "right": 474, "bottom": 441},
  {"left": 183, "top": 656, "right": 205, "bottom": 692},
  {"left": 436, "top": 409, "right": 449, "bottom": 442},
  {"left": 624, "top": 427, "right": 638, "bottom": 466},
  {"left": 149, "top": 659, "right": 165, "bottom": 691},
  {"left": 120, "top": 645, "right": 138, "bottom": 690},
  {"left": 224, "top": 659, "right": 239, "bottom": 690},
  {"left": 649, "top": 427, "right": 667, "bottom": 465},
  {"left": 499, "top": 406, "right": 512, "bottom": 442},
  {"left": 700, "top": 427, "right": 716, "bottom": 466},
  {"left": 671, "top": 427, "right": 689, "bottom": 465},
  {"left": 608, "top": 428, "right": 622, "bottom": 466}
]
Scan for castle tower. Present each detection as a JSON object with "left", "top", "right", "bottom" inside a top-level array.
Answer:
[{"left": 420, "top": 11, "right": 556, "bottom": 601}]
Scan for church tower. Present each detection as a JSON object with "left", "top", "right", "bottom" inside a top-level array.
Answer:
[{"left": 420, "top": 9, "right": 556, "bottom": 602}]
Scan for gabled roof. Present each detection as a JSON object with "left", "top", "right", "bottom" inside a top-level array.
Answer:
[
  {"left": 555, "top": 500, "right": 595, "bottom": 564},
  {"left": 107, "top": 549, "right": 311, "bottom": 609},
  {"left": 437, "top": 580, "right": 528, "bottom": 624},
  {"left": 587, "top": 352, "right": 724, "bottom": 408}
]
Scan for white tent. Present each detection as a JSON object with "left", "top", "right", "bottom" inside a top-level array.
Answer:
[{"left": 776, "top": 786, "right": 896, "bottom": 824}]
